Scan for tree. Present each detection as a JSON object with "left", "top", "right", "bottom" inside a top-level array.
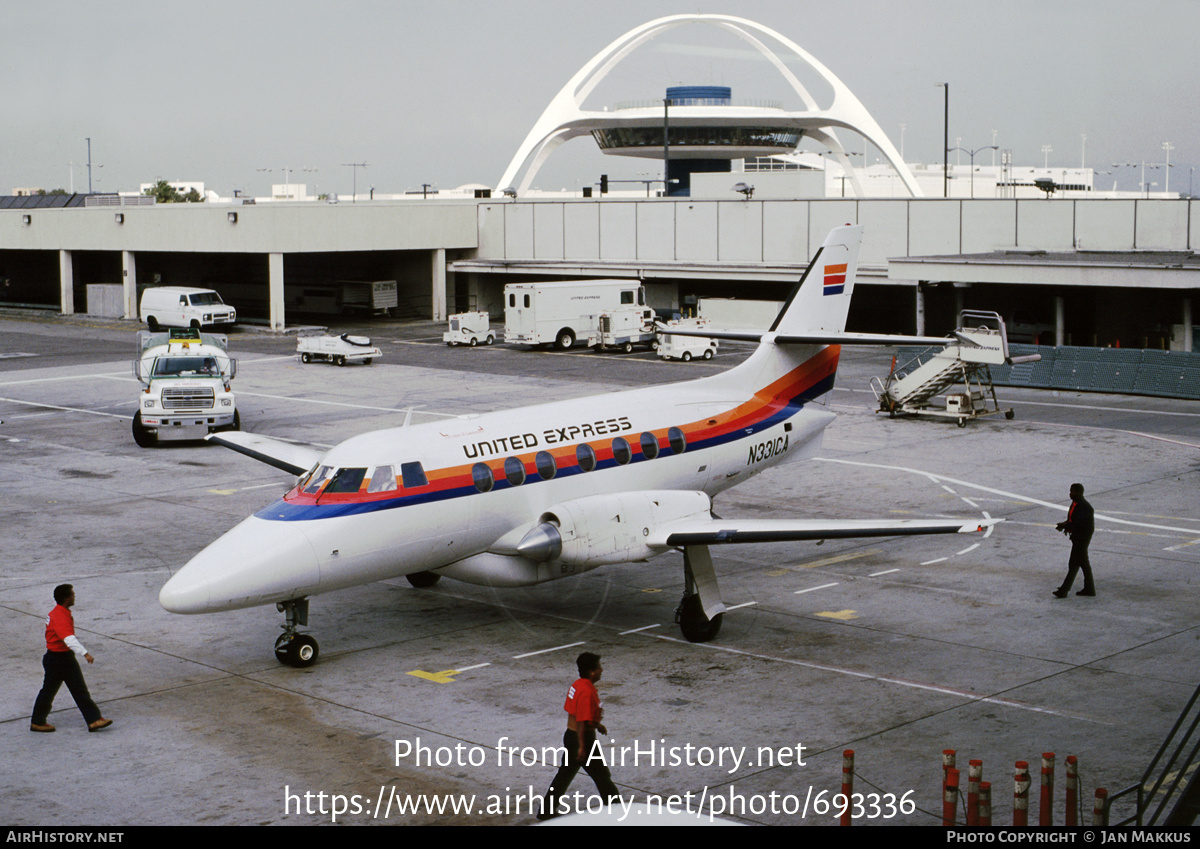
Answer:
[{"left": 144, "top": 180, "right": 203, "bottom": 203}]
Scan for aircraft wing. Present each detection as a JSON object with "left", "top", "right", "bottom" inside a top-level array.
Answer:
[
  {"left": 205, "top": 431, "right": 323, "bottom": 476},
  {"left": 653, "top": 517, "right": 996, "bottom": 547}
]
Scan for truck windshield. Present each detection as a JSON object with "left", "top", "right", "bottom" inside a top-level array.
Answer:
[
  {"left": 189, "top": 292, "right": 225, "bottom": 306},
  {"left": 153, "top": 357, "right": 220, "bottom": 376}
]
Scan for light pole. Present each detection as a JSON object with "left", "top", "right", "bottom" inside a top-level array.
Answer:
[
  {"left": 343, "top": 162, "right": 368, "bottom": 202},
  {"left": 1042, "top": 145, "right": 1053, "bottom": 169},
  {"left": 935, "top": 83, "right": 949, "bottom": 198},
  {"left": 1162, "top": 142, "right": 1174, "bottom": 193},
  {"left": 949, "top": 145, "right": 999, "bottom": 197}
]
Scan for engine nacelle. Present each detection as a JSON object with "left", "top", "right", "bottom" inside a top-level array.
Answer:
[{"left": 516, "top": 490, "right": 712, "bottom": 567}]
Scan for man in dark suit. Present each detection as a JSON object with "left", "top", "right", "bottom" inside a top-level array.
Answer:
[{"left": 1054, "top": 483, "right": 1095, "bottom": 598}]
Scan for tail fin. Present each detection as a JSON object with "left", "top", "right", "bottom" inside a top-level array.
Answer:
[{"left": 770, "top": 224, "right": 863, "bottom": 337}]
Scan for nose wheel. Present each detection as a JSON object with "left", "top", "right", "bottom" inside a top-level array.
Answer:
[{"left": 274, "top": 599, "right": 319, "bottom": 667}]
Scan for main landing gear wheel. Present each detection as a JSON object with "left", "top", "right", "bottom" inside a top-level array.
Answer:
[
  {"left": 275, "top": 633, "right": 319, "bottom": 668},
  {"left": 675, "top": 594, "right": 723, "bottom": 643},
  {"left": 406, "top": 571, "right": 441, "bottom": 588}
]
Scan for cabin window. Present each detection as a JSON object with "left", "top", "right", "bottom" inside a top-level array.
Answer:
[
  {"left": 640, "top": 432, "right": 659, "bottom": 460},
  {"left": 302, "top": 465, "right": 334, "bottom": 494},
  {"left": 576, "top": 443, "right": 596, "bottom": 472},
  {"left": 472, "top": 463, "right": 494, "bottom": 493},
  {"left": 535, "top": 451, "right": 556, "bottom": 480},
  {"left": 367, "top": 465, "right": 397, "bottom": 493},
  {"left": 400, "top": 462, "right": 428, "bottom": 489},
  {"left": 668, "top": 427, "right": 687, "bottom": 455},
  {"left": 612, "top": 436, "right": 631, "bottom": 465},
  {"left": 504, "top": 456, "right": 526, "bottom": 487},
  {"left": 620, "top": 290, "right": 634, "bottom": 305},
  {"left": 508, "top": 294, "right": 515, "bottom": 308},
  {"left": 523, "top": 294, "right": 530, "bottom": 308},
  {"left": 325, "top": 467, "right": 367, "bottom": 494}
]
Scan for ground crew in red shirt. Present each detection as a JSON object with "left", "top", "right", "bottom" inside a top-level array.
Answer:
[
  {"left": 30, "top": 584, "right": 112, "bottom": 733},
  {"left": 538, "top": 651, "right": 620, "bottom": 819}
]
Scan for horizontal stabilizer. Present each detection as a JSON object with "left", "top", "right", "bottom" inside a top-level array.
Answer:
[
  {"left": 655, "top": 517, "right": 998, "bottom": 547},
  {"left": 206, "top": 431, "right": 323, "bottom": 476},
  {"left": 654, "top": 326, "right": 953, "bottom": 347}
]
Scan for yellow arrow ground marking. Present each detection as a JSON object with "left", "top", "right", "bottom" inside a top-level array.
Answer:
[
  {"left": 407, "top": 662, "right": 490, "bottom": 683},
  {"left": 816, "top": 610, "right": 858, "bottom": 620}
]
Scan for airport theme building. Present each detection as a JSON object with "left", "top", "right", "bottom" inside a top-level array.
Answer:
[{"left": 1, "top": 13, "right": 1196, "bottom": 355}]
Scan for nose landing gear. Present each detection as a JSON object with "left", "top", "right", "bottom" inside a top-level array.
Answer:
[{"left": 274, "top": 598, "right": 319, "bottom": 667}]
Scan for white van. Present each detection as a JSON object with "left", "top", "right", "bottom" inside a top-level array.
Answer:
[{"left": 140, "top": 286, "right": 236, "bottom": 331}]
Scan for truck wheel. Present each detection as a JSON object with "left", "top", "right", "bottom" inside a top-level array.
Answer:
[
  {"left": 469, "top": 337, "right": 478, "bottom": 347},
  {"left": 703, "top": 349, "right": 714, "bottom": 360},
  {"left": 555, "top": 330, "right": 575, "bottom": 350},
  {"left": 336, "top": 355, "right": 346, "bottom": 367},
  {"left": 147, "top": 317, "right": 160, "bottom": 333},
  {"left": 190, "top": 320, "right": 201, "bottom": 330},
  {"left": 682, "top": 351, "right": 692, "bottom": 362},
  {"left": 301, "top": 353, "right": 311, "bottom": 364},
  {"left": 485, "top": 335, "right": 495, "bottom": 345},
  {"left": 622, "top": 341, "right": 633, "bottom": 354},
  {"left": 364, "top": 358, "right": 373, "bottom": 365},
  {"left": 231, "top": 410, "right": 241, "bottom": 431},
  {"left": 132, "top": 412, "right": 156, "bottom": 448}
]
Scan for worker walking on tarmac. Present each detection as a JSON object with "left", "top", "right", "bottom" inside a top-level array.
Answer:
[
  {"left": 538, "top": 651, "right": 620, "bottom": 819},
  {"left": 30, "top": 584, "right": 112, "bottom": 733}
]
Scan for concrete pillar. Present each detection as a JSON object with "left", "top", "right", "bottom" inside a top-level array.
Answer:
[
  {"left": 431, "top": 248, "right": 447, "bottom": 321},
  {"left": 1184, "top": 297, "right": 1193, "bottom": 353},
  {"left": 268, "top": 252, "right": 285, "bottom": 331},
  {"left": 122, "top": 251, "right": 138, "bottom": 319},
  {"left": 915, "top": 284, "right": 926, "bottom": 336},
  {"left": 1055, "top": 295, "right": 1065, "bottom": 347},
  {"left": 59, "top": 250, "right": 74, "bottom": 315}
]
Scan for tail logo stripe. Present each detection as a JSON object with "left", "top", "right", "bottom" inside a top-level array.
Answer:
[{"left": 823, "top": 263, "right": 847, "bottom": 296}]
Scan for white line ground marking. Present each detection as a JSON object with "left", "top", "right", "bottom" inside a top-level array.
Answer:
[
  {"left": 817, "top": 458, "right": 1200, "bottom": 536},
  {"left": 794, "top": 582, "right": 839, "bottom": 594},
  {"left": 869, "top": 568, "right": 900, "bottom": 577},
  {"left": 513, "top": 641, "right": 586, "bottom": 659},
  {"left": 920, "top": 557, "right": 949, "bottom": 566},
  {"left": 646, "top": 631, "right": 1097, "bottom": 721},
  {"left": 724, "top": 601, "right": 758, "bottom": 611},
  {"left": 620, "top": 624, "right": 661, "bottom": 635},
  {"left": 452, "top": 663, "right": 491, "bottom": 673},
  {"left": 0, "top": 397, "right": 132, "bottom": 420}
]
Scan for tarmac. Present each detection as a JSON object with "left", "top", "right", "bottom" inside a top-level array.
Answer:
[{"left": 1, "top": 313, "right": 1198, "bottom": 827}]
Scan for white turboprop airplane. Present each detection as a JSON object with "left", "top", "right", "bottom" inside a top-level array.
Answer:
[{"left": 160, "top": 225, "right": 996, "bottom": 667}]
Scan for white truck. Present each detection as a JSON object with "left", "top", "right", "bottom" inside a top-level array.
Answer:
[
  {"left": 658, "top": 317, "right": 718, "bottom": 362},
  {"left": 504, "top": 280, "right": 653, "bottom": 350},
  {"left": 132, "top": 328, "right": 239, "bottom": 447},
  {"left": 443, "top": 311, "right": 496, "bottom": 346},
  {"left": 597, "top": 305, "right": 657, "bottom": 353},
  {"left": 140, "top": 286, "right": 236, "bottom": 331},
  {"left": 296, "top": 333, "right": 382, "bottom": 366}
]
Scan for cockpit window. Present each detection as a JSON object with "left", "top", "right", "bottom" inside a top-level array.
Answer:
[
  {"left": 325, "top": 467, "right": 367, "bottom": 494},
  {"left": 302, "top": 465, "right": 334, "bottom": 494},
  {"left": 400, "top": 462, "right": 428, "bottom": 489},
  {"left": 367, "top": 465, "right": 397, "bottom": 493}
]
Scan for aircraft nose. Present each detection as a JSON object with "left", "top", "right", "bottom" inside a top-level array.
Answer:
[{"left": 160, "top": 515, "right": 322, "bottom": 614}]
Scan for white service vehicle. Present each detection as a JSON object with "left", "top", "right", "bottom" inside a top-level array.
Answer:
[
  {"left": 140, "top": 286, "right": 236, "bottom": 331},
  {"left": 296, "top": 333, "right": 382, "bottom": 366},
  {"left": 132, "top": 328, "right": 238, "bottom": 447},
  {"left": 504, "top": 280, "right": 652, "bottom": 350},
  {"left": 658, "top": 317, "right": 718, "bottom": 362},
  {"left": 443, "top": 312, "right": 496, "bottom": 346},
  {"left": 597, "top": 305, "right": 657, "bottom": 353}
]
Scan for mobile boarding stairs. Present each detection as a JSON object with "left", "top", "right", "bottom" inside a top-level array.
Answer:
[{"left": 871, "top": 311, "right": 1041, "bottom": 427}]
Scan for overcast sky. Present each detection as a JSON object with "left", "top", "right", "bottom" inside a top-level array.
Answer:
[{"left": 2, "top": 0, "right": 1195, "bottom": 197}]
